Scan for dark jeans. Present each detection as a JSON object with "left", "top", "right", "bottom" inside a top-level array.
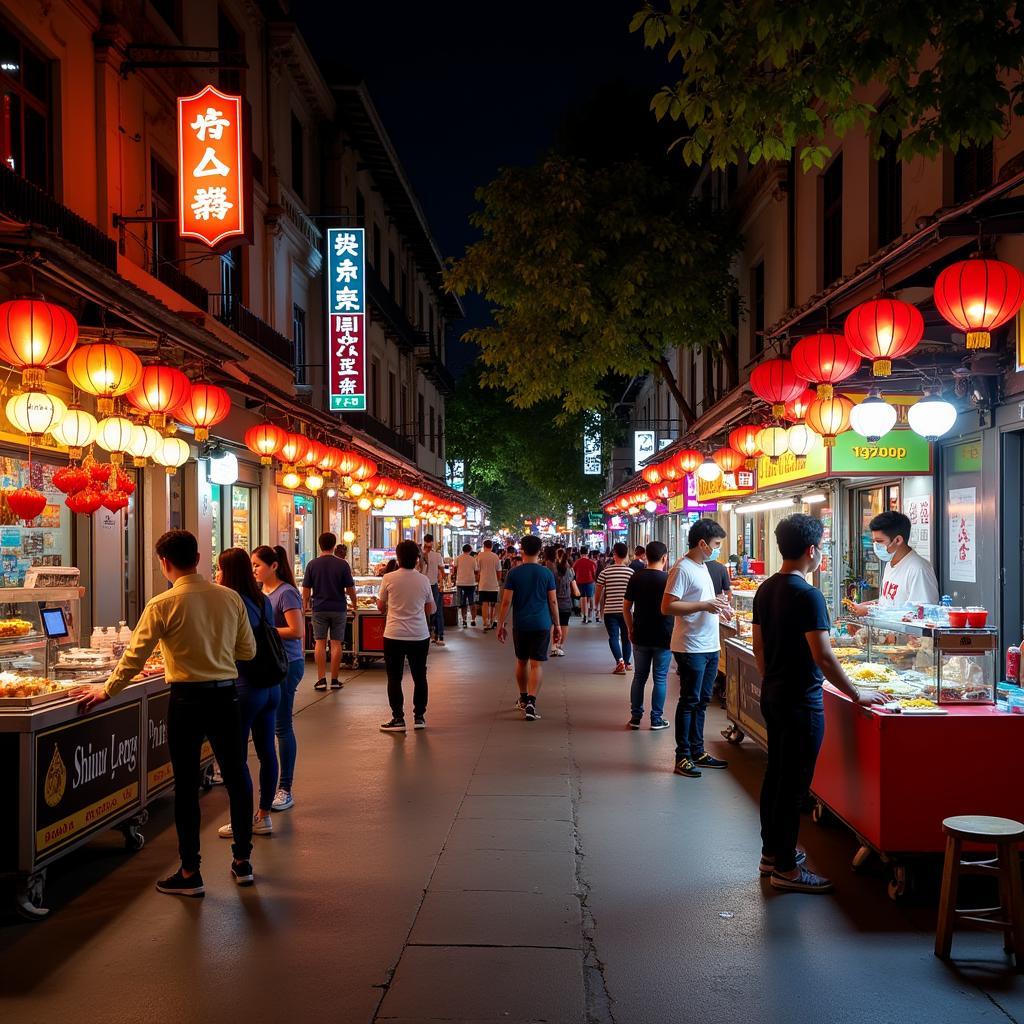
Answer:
[
  {"left": 384, "top": 637, "right": 430, "bottom": 719},
  {"left": 604, "top": 613, "right": 632, "bottom": 665},
  {"left": 168, "top": 684, "right": 252, "bottom": 869},
  {"left": 630, "top": 646, "right": 672, "bottom": 721},
  {"left": 275, "top": 658, "right": 305, "bottom": 791},
  {"left": 430, "top": 584, "right": 445, "bottom": 640},
  {"left": 759, "top": 701, "right": 825, "bottom": 872},
  {"left": 238, "top": 681, "right": 280, "bottom": 811},
  {"left": 673, "top": 651, "right": 719, "bottom": 759}
]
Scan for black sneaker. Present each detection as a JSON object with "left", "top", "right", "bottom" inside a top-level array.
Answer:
[
  {"left": 156, "top": 868, "right": 205, "bottom": 898},
  {"left": 673, "top": 758, "right": 702, "bottom": 778},
  {"left": 650, "top": 717, "right": 670, "bottom": 730},
  {"left": 231, "top": 860, "right": 255, "bottom": 886},
  {"left": 414, "top": 717, "right": 426, "bottom": 729},
  {"left": 759, "top": 849, "right": 808, "bottom": 877},
  {"left": 694, "top": 752, "right": 729, "bottom": 770},
  {"left": 628, "top": 716, "right": 642, "bottom": 729},
  {"left": 313, "top": 677, "right": 327, "bottom": 691},
  {"left": 770, "top": 867, "right": 834, "bottom": 893},
  {"left": 330, "top": 678, "right": 343, "bottom": 690},
  {"left": 524, "top": 699, "right": 540, "bottom": 721},
  {"left": 380, "top": 717, "right": 407, "bottom": 732}
]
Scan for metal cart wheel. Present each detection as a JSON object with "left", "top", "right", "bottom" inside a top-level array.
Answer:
[
  {"left": 14, "top": 871, "right": 48, "bottom": 920},
  {"left": 811, "top": 800, "right": 837, "bottom": 826},
  {"left": 887, "top": 863, "right": 910, "bottom": 901},
  {"left": 721, "top": 725, "right": 745, "bottom": 745},
  {"left": 119, "top": 810, "right": 149, "bottom": 851}
]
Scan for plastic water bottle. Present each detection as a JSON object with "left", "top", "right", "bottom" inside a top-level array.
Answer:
[{"left": 940, "top": 595, "right": 953, "bottom": 607}]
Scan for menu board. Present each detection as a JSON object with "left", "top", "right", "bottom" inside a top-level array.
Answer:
[{"left": 0, "top": 457, "right": 72, "bottom": 586}]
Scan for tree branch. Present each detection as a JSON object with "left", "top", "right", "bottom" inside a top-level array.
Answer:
[{"left": 655, "top": 355, "right": 696, "bottom": 427}]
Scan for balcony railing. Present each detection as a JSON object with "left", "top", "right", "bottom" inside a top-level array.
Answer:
[
  {"left": 209, "top": 292, "right": 294, "bottom": 366},
  {"left": 0, "top": 163, "right": 117, "bottom": 270},
  {"left": 344, "top": 411, "right": 416, "bottom": 461},
  {"left": 414, "top": 334, "right": 456, "bottom": 396},
  {"left": 153, "top": 258, "right": 209, "bottom": 310},
  {"left": 365, "top": 263, "right": 423, "bottom": 351}
]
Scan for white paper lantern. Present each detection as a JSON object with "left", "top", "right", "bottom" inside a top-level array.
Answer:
[
  {"left": 850, "top": 391, "right": 898, "bottom": 443},
  {"left": 908, "top": 393, "right": 957, "bottom": 441},
  {"left": 6, "top": 390, "right": 66, "bottom": 439}
]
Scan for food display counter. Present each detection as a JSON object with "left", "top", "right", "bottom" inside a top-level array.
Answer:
[
  {"left": 0, "top": 591, "right": 212, "bottom": 918},
  {"left": 351, "top": 575, "right": 385, "bottom": 666}
]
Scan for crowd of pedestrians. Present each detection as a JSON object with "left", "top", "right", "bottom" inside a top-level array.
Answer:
[{"left": 75, "top": 515, "right": 879, "bottom": 899}]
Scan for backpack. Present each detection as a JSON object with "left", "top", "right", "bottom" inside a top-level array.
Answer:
[
  {"left": 555, "top": 568, "right": 574, "bottom": 607},
  {"left": 238, "top": 596, "right": 288, "bottom": 688}
]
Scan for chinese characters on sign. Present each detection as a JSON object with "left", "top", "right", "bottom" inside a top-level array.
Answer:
[
  {"left": 906, "top": 494, "right": 932, "bottom": 561},
  {"left": 583, "top": 412, "right": 602, "bottom": 475},
  {"left": 948, "top": 487, "right": 976, "bottom": 583},
  {"left": 177, "top": 85, "right": 248, "bottom": 248},
  {"left": 326, "top": 227, "right": 366, "bottom": 412},
  {"left": 633, "top": 430, "right": 655, "bottom": 470}
]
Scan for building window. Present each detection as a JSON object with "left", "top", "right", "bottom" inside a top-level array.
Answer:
[
  {"left": 877, "top": 133, "right": 902, "bottom": 248},
  {"left": 150, "top": 156, "right": 178, "bottom": 279},
  {"left": 429, "top": 405, "right": 435, "bottom": 453},
  {"left": 954, "top": 142, "right": 994, "bottom": 204},
  {"left": 388, "top": 371, "right": 396, "bottom": 427},
  {"left": 217, "top": 8, "right": 244, "bottom": 94},
  {"left": 400, "top": 269, "right": 408, "bottom": 313},
  {"left": 387, "top": 250, "right": 396, "bottom": 293},
  {"left": 401, "top": 384, "right": 408, "bottom": 435},
  {"left": 290, "top": 112, "right": 304, "bottom": 200},
  {"left": 428, "top": 305, "right": 435, "bottom": 343},
  {"left": 417, "top": 291, "right": 424, "bottom": 328},
  {"left": 0, "top": 20, "right": 52, "bottom": 191},
  {"left": 437, "top": 417, "right": 443, "bottom": 460},
  {"left": 371, "top": 360, "right": 379, "bottom": 417},
  {"left": 751, "top": 260, "right": 765, "bottom": 355},
  {"left": 418, "top": 393, "right": 425, "bottom": 443},
  {"left": 822, "top": 154, "right": 843, "bottom": 286},
  {"left": 292, "top": 304, "right": 306, "bottom": 386},
  {"left": 703, "top": 352, "right": 716, "bottom": 408}
]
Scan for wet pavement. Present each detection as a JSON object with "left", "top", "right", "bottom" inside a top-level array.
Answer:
[{"left": 2, "top": 621, "right": 1023, "bottom": 1023}]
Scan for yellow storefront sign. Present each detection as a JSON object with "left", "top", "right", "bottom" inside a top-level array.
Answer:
[
  {"left": 667, "top": 493, "right": 686, "bottom": 513},
  {"left": 696, "top": 469, "right": 756, "bottom": 502},
  {"left": 755, "top": 445, "right": 828, "bottom": 487},
  {"left": 36, "top": 782, "right": 140, "bottom": 854}
]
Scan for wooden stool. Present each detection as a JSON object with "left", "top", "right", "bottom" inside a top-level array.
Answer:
[{"left": 935, "top": 815, "right": 1024, "bottom": 968}]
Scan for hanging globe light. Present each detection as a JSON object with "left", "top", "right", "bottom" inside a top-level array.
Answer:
[
  {"left": 51, "top": 404, "right": 97, "bottom": 460},
  {"left": 66, "top": 342, "right": 143, "bottom": 415},
  {"left": 95, "top": 415, "right": 136, "bottom": 465},
  {"left": 696, "top": 455, "right": 722, "bottom": 481},
  {"left": 357, "top": 496, "right": 372, "bottom": 511},
  {"left": 933, "top": 256, "right": 1024, "bottom": 350},
  {"left": 785, "top": 423, "right": 820, "bottom": 469},
  {"left": 305, "top": 471, "right": 325, "bottom": 492},
  {"left": 372, "top": 495, "right": 386, "bottom": 509},
  {"left": 849, "top": 390, "right": 898, "bottom": 444},
  {"left": 152, "top": 436, "right": 191, "bottom": 475},
  {"left": 348, "top": 481, "right": 365, "bottom": 497},
  {"left": 806, "top": 394, "right": 854, "bottom": 447},
  {"left": 126, "top": 365, "right": 191, "bottom": 430},
  {"left": 127, "top": 423, "right": 162, "bottom": 467},
  {"left": 244, "top": 422, "right": 287, "bottom": 466},
  {"left": 281, "top": 469, "right": 302, "bottom": 490},
  {"left": 908, "top": 389, "right": 958, "bottom": 441},
  {"left": 0, "top": 296, "right": 79, "bottom": 388},
  {"left": 757, "top": 426, "right": 790, "bottom": 462},
  {"left": 5, "top": 390, "right": 67, "bottom": 439},
  {"left": 644, "top": 499, "right": 658, "bottom": 513}
]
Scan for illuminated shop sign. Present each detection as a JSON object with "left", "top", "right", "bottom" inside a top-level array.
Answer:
[
  {"left": 583, "top": 412, "right": 602, "bottom": 475},
  {"left": 829, "top": 429, "right": 931, "bottom": 475},
  {"left": 326, "top": 227, "right": 366, "bottom": 412}
]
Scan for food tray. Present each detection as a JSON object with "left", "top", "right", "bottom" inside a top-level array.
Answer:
[{"left": 0, "top": 688, "right": 72, "bottom": 708}]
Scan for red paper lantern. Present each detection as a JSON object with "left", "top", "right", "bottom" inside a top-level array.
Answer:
[
  {"left": 66, "top": 342, "right": 143, "bottom": 415},
  {"left": 244, "top": 422, "right": 287, "bottom": 466},
  {"left": 843, "top": 297, "right": 924, "bottom": 376},
  {"left": 100, "top": 489, "right": 130, "bottom": 513},
  {"left": 674, "top": 449, "right": 703, "bottom": 475},
  {"left": 299, "top": 439, "right": 327, "bottom": 468},
  {"left": 352, "top": 456, "right": 377, "bottom": 481},
  {"left": 728, "top": 425, "right": 762, "bottom": 470},
  {"left": 52, "top": 465, "right": 90, "bottom": 495},
  {"left": 790, "top": 333, "right": 861, "bottom": 398},
  {"left": 175, "top": 383, "right": 231, "bottom": 441},
  {"left": 806, "top": 394, "right": 854, "bottom": 448},
  {"left": 0, "top": 297, "right": 79, "bottom": 388},
  {"left": 642, "top": 464, "right": 662, "bottom": 485},
  {"left": 279, "top": 432, "right": 312, "bottom": 468},
  {"left": 783, "top": 387, "right": 817, "bottom": 423},
  {"left": 933, "top": 256, "right": 1024, "bottom": 350},
  {"left": 659, "top": 460, "right": 680, "bottom": 482},
  {"left": 66, "top": 486, "right": 103, "bottom": 515},
  {"left": 713, "top": 446, "right": 745, "bottom": 474},
  {"left": 127, "top": 365, "right": 191, "bottom": 429},
  {"left": 6, "top": 486, "right": 46, "bottom": 522},
  {"left": 89, "top": 461, "right": 114, "bottom": 486},
  {"left": 749, "top": 358, "right": 808, "bottom": 418},
  {"left": 318, "top": 446, "right": 343, "bottom": 475}
]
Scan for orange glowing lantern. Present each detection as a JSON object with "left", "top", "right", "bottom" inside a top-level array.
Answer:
[
  {"left": 174, "top": 383, "right": 231, "bottom": 441},
  {"left": 933, "top": 256, "right": 1024, "bottom": 350},
  {"left": 127, "top": 365, "right": 192, "bottom": 429},
  {"left": 728, "top": 425, "right": 762, "bottom": 470},
  {"left": 66, "top": 343, "right": 143, "bottom": 415},
  {"left": 750, "top": 358, "right": 808, "bottom": 418},
  {"left": 844, "top": 297, "right": 923, "bottom": 376},
  {"left": 279, "top": 432, "right": 312, "bottom": 469},
  {"left": 674, "top": 449, "right": 703, "bottom": 475},
  {"left": 713, "top": 446, "right": 745, "bottom": 474},
  {"left": 244, "top": 422, "right": 287, "bottom": 466},
  {"left": 0, "top": 297, "right": 79, "bottom": 388},
  {"left": 790, "top": 333, "right": 861, "bottom": 399},
  {"left": 783, "top": 387, "right": 817, "bottom": 423},
  {"left": 806, "top": 394, "right": 854, "bottom": 447}
]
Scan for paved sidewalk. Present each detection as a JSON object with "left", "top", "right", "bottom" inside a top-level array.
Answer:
[{"left": 2, "top": 622, "right": 1023, "bottom": 1023}]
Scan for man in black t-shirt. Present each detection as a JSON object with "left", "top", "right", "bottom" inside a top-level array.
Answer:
[
  {"left": 622, "top": 541, "right": 673, "bottom": 730},
  {"left": 752, "top": 514, "right": 884, "bottom": 895},
  {"left": 706, "top": 558, "right": 731, "bottom": 597}
]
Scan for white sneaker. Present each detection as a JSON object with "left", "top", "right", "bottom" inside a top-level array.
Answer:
[
  {"left": 218, "top": 814, "right": 272, "bottom": 839},
  {"left": 555, "top": 647, "right": 566, "bottom": 657},
  {"left": 271, "top": 788, "right": 294, "bottom": 811}
]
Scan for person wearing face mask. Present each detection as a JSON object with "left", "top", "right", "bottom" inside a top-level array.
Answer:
[
  {"left": 851, "top": 510, "right": 938, "bottom": 614},
  {"left": 661, "top": 519, "right": 734, "bottom": 778},
  {"left": 752, "top": 514, "right": 886, "bottom": 893}
]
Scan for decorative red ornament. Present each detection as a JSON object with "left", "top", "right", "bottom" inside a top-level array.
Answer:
[
  {"left": 933, "top": 256, "right": 1024, "bottom": 351},
  {"left": 352, "top": 456, "right": 377, "bottom": 481},
  {"left": 642, "top": 465, "right": 662, "bottom": 485},
  {"left": 783, "top": 387, "right": 817, "bottom": 423},
  {"left": 111, "top": 469, "right": 135, "bottom": 495},
  {"left": 89, "top": 462, "right": 114, "bottom": 486},
  {"left": 806, "top": 394, "right": 854, "bottom": 448},
  {"left": 318, "top": 446, "right": 343, "bottom": 475},
  {"left": 843, "top": 297, "right": 924, "bottom": 376},
  {"left": 749, "top": 358, "right": 808, "bottom": 417},
  {"left": 244, "top": 422, "right": 287, "bottom": 466},
  {"left": 279, "top": 432, "right": 312, "bottom": 468},
  {"left": 6, "top": 486, "right": 46, "bottom": 522},
  {"left": 713, "top": 446, "right": 745, "bottom": 474},
  {"left": 674, "top": 449, "right": 703, "bottom": 475},
  {"left": 66, "top": 487, "right": 103, "bottom": 515},
  {"left": 174, "top": 383, "right": 231, "bottom": 441},
  {"left": 298, "top": 439, "right": 327, "bottom": 468},
  {"left": 52, "top": 465, "right": 90, "bottom": 495},
  {"left": 100, "top": 489, "right": 130, "bottom": 513},
  {"left": 790, "top": 333, "right": 861, "bottom": 399},
  {"left": 127, "top": 365, "right": 192, "bottom": 429},
  {"left": 728, "top": 425, "right": 762, "bottom": 470},
  {"left": 659, "top": 460, "right": 680, "bottom": 482},
  {"left": 0, "top": 296, "right": 79, "bottom": 388}
]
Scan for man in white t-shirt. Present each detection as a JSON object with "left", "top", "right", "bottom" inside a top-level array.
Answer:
[
  {"left": 418, "top": 534, "right": 446, "bottom": 646},
  {"left": 476, "top": 539, "right": 502, "bottom": 631},
  {"left": 852, "top": 510, "right": 939, "bottom": 614},
  {"left": 661, "top": 519, "right": 733, "bottom": 779},
  {"left": 455, "top": 544, "right": 480, "bottom": 628}
]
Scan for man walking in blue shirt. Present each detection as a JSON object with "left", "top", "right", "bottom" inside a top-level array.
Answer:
[
  {"left": 302, "top": 532, "right": 357, "bottom": 691},
  {"left": 496, "top": 534, "right": 560, "bottom": 721}
]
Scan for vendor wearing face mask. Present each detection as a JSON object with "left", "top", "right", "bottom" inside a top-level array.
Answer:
[{"left": 851, "top": 510, "right": 939, "bottom": 615}]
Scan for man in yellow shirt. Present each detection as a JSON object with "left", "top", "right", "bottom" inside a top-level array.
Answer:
[{"left": 79, "top": 530, "right": 257, "bottom": 896}]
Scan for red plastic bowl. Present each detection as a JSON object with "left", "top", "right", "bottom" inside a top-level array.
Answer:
[
  {"left": 948, "top": 610, "right": 969, "bottom": 628},
  {"left": 966, "top": 610, "right": 988, "bottom": 628}
]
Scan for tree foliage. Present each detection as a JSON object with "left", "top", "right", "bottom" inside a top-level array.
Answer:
[
  {"left": 444, "top": 156, "right": 740, "bottom": 424},
  {"left": 632, "top": 0, "right": 1024, "bottom": 171},
  {"left": 445, "top": 367, "right": 616, "bottom": 528}
]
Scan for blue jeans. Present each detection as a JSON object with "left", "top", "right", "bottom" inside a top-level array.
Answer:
[
  {"left": 604, "top": 613, "right": 632, "bottom": 665},
  {"left": 238, "top": 681, "right": 280, "bottom": 811},
  {"left": 630, "top": 646, "right": 672, "bottom": 721},
  {"left": 275, "top": 658, "right": 305, "bottom": 791},
  {"left": 430, "top": 584, "right": 445, "bottom": 639},
  {"left": 673, "top": 651, "right": 720, "bottom": 759}
]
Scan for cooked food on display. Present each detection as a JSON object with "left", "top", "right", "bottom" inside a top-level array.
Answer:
[
  {"left": 0, "top": 674, "right": 65, "bottom": 698},
  {"left": 900, "top": 697, "right": 937, "bottom": 708},
  {"left": 830, "top": 646, "right": 863, "bottom": 658},
  {"left": 841, "top": 662, "right": 900, "bottom": 684},
  {"left": 0, "top": 618, "right": 34, "bottom": 638},
  {"left": 732, "top": 578, "right": 759, "bottom": 591},
  {"left": 877, "top": 680, "right": 922, "bottom": 697}
]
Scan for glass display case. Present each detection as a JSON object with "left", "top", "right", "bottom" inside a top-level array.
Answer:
[
  {"left": 353, "top": 575, "right": 383, "bottom": 611},
  {"left": 0, "top": 588, "right": 81, "bottom": 705},
  {"left": 729, "top": 578, "right": 763, "bottom": 646},
  {"left": 835, "top": 614, "right": 998, "bottom": 706}
]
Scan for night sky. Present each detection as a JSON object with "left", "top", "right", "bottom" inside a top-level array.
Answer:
[{"left": 294, "top": 1, "right": 668, "bottom": 377}]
